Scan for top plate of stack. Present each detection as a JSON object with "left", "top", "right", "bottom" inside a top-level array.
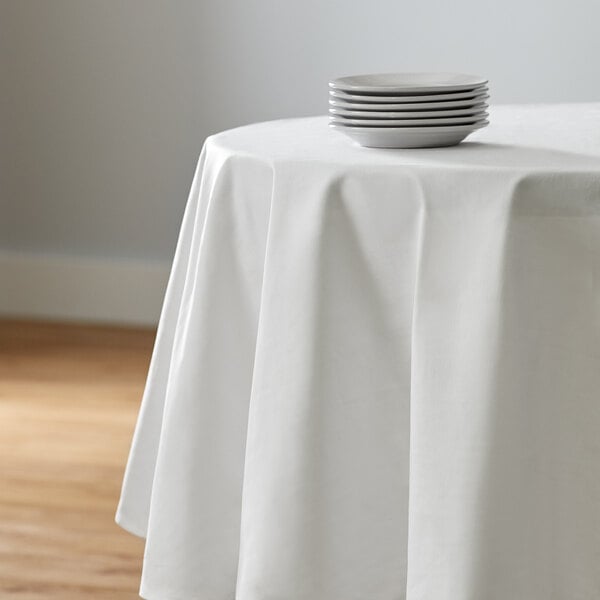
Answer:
[
  {"left": 328, "top": 72, "right": 489, "bottom": 148},
  {"left": 329, "top": 72, "right": 487, "bottom": 94}
]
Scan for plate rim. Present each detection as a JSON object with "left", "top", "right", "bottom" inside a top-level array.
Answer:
[
  {"left": 329, "top": 106, "right": 488, "bottom": 119},
  {"left": 329, "top": 72, "right": 488, "bottom": 94},
  {"left": 329, "top": 86, "right": 488, "bottom": 103},
  {"left": 329, "top": 120, "right": 489, "bottom": 133},
  {"left": 328, "top": 95, "right": 490, "bottom": 111},
  {"left": 329, "top": 114, "right": 489, "bottom": 127}
]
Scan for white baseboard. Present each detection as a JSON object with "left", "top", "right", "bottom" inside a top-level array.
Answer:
[{"left": 0, "top": 251, "right": 170, "bottom": 326}]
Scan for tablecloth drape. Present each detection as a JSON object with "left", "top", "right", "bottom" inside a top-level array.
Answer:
[{"left": 117, "top": 104, "right": 600, "bottom": 600}]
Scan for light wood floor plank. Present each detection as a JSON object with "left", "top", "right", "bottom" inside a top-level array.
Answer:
[{"left": 0, "top": 320, "right": 152, "bottom": 598}]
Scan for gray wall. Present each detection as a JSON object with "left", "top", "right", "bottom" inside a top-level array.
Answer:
[{"left": 2, "top": 0, "right": 600, "bottom": 263}]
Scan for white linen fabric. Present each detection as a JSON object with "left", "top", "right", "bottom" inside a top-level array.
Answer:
[{"left": 117, "top": 104, "right": 600, "bottom": 600}]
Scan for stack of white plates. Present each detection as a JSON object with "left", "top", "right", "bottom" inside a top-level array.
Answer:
[{"left": 329, "top": 72, "right": 489, "bottom": 148}]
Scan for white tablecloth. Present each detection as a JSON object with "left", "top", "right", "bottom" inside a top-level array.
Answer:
[{"left": 117, "top": 104, "right": 600, "bottom": 600}]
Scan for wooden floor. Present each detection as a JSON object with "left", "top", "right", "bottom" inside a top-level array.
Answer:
[{"left": 0, "top": 320, "right": 154, "bottom": 599}]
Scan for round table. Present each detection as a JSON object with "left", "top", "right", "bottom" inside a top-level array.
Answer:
[{"left": 117, "top": 105, "right": 600, "bottom": 600}]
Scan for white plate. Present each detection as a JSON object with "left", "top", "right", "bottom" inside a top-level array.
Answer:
[
  {"left": 329, "top": 72, "right": 488, "bottom": 94},
  {"left": 329, "top": 94, "right": 490, "bottom": 111},
  {"left": 329, "top": 120, "right": 488, "bottom": 148},
  {"left": 330, "top": 87, "right": 488, "bottom": 103},
  {"left": 330, "top": 114, "right": 488, "bottom": 127},
  {"left": 329, "top": 105, "right": 488, "bottom": 119}
]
